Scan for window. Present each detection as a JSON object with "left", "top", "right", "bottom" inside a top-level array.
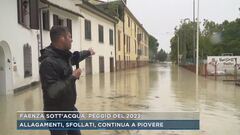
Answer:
[
  {"left": 127, "top": 36, "right": 129, "bottom": 52},
  {"left": 42, "top": 10, "right": 50, "bottom": 30},
  {"left": 17, "top": 0, "right": 39, "bottom": 29},
  {"left": 53, "top": 14, "right": 64, "bottom": 26},
  {"left": 128, "top": 16, "right": 130, "bottom": 27},
  {"left": 126, "top": 36, "right": 128, "bottom": 52},
  {"left": 58, "top": 18, "right": 64, "bottom": 26},
  {"left": 134, "top": 23, "right": 136, "bottom": 37},
  {"left": 126, "top": 36, "right": 129, "bottom": 53},
  {"left": 99, "top": 56, "right": 104, "bottom": 73},
  {"left": 135, "top": 40, "right": 137, "bottom": 54},
  {"left": 124, "top": 34, "right": 126, "bottom": 45},
  {"left": 67, "top": 19, "right": 72, "bottom": 34},
  {"left": 126, "top": 36, "right": 130, "bottom": 53},
  {"left": 53, "top": 14, "right": 59, "bottom": 26},
  {"left": 128, "top": 36, "right": 131, "bottom": 53},
  {"left": 98, "top": 25, "right": 104, "bottom": 43},
  {"left": 146, "top": 47, "right": 148, "bottom": 56},
  {"left": 23, "top": 44, "right": 32, "bottom": 78},
  {"left": 118, "top": 30, "right": 121, "bottom": 51},
  {"left": 85, "top": 20, "right": 91, "bottom": 40},
  {"left": 109, "top": 29, "right": 113, "bottom": 45},
  {"left": 53, "top": 15, "right": 72, "bottom": 34}
]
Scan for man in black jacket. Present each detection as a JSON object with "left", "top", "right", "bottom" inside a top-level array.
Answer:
[{"left": 39, "top": 26, "right": 95, "bottom": 135}]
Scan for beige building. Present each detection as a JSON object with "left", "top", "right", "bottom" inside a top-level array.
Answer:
[
  {"left": 92, "top": 0, "right": 149, "bottom": 70},
  {"left": 123, "top": 6, "right": 149, "bottom": 68}
]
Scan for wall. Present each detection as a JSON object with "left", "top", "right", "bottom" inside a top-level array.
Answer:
[
  {"left": 0, "top": 0, "right": 40, "bottom": 93},
  {"left": 79, "top": 7, "right": 115, "bottom": 75}
]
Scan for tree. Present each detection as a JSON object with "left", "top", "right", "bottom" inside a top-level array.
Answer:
[
  {"left": 157, "top": 48, "right": 168, "bottom": 62},
  {"left": 170, "top": 21, "right": 195, "bottom": 64},
  {"left": 170, "top": 18, "right": 240, "bottom": 64},
  {"left": 148, "top": 35, "right": 159, "bottom": 61}
]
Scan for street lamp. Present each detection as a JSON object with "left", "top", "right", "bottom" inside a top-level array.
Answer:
[
  {"left": 196, "top": 0, "right": 200, "bottom": 76},
  {"left": 177, "top": 34, "right": 180, "bottom": 64},
  {"left": 184, "top": 18, "right": 191, "bottom": 23},
  {"left": 193, "top": 0, "right": 196, "bottom": 63},
  {"left": 177, "top": 18, "right": 190, "bottom": 65},
  {"left": 239, "top": 8, "right": 240, "bottom": 16}
]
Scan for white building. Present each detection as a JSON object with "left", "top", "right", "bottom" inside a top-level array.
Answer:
[
  {"left": 0, "top": 0, "right": 117, "bottom": 95},
  {"left": 77, "top": 1, "right": 117, "bottom": 75},
  {"left": 40, "top": 0, "right": 84, "bottom": 50},
  {"left": 0, "top": 0, "right": 41, "bottom": 95}
]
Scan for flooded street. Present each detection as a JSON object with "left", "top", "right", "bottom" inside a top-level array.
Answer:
[{"left": 0, "top": 63, "right": 240, "bottom": 135}]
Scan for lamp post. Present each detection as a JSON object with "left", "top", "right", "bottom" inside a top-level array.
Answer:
[
  {"left": 239, "top": 8, "right": 240, "bottom": 16},
  {"left": 196, "top": 0, "right": 200, "bottom": 76},
  {"left": 193, "top": 0, "right": 196, "bottom": 63},
  {"left": 177, "top": 34, "right": 180, "bottom": 64}
]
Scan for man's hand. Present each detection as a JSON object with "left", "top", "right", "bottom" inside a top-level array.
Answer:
[
  {"left": 88, "top": 48, "right": 95, "bottom": 55},
  {"left": 72, "top": 68, "right": 82, "bottom": 79}
]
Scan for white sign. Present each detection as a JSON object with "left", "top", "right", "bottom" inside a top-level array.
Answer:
[{"left": 207, "top": 56, "right": 240, "bottom": 75}]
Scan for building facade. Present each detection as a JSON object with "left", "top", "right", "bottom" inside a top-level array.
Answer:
[
  {"left": 0, "top": 0, "right": 117, "bottom": 95},
  {"left": 77, "top": 1, "right": 117, "bottom": 75},
  {"left": 0, "top": 0, "right": 41, "bottom": 95},
  {"left": 93, "top": 0, "right": 149, "bottom": 70}
]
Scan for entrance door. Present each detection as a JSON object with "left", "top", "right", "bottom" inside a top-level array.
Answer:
[
  {"left": 85, "top": 57, "right": 92, "bottom": 75},
  {"left": 0, "top": 46, "right": 6, "bottom": 95},
  {"left": 110, "top": 57, "right": 114, "bottom": 72},
  {"left": 0, "top": 41, "right": 13, "bottom": 95},
  {"left": 99, "top": 56, "right": 104, "bottom": 73}
]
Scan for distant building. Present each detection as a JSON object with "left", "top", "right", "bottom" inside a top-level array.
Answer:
[{"left": 91, "top": 0, "right": 149, "bottom": 70}]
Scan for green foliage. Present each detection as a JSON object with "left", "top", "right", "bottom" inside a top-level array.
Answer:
[
  {"left": 149, "top": 35, "right": 159, "bottom": 61},
  {"left": 171, "top": 18, "right": 240, "bottom": 63},
  {"left": 157, "top": 48, "right": 168, "bottom": 62},
  {"left": 170, "top": 21, "right": 196, "bottom": 64}
]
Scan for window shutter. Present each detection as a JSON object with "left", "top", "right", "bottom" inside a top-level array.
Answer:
[
  {"left": 89, "top": 22, "right": 91, "bottom": 39},
  {"left": 29, "top": 0, "right": 39, "bottom": 29},
  {"left": 17, "top": 0, "right": 22, "bottom": 24},
  {"left": 53, "top": 14, "right": 58, "bottom": 26},
  {"left": 67, "top": 19, "right": 72, "bottom": 34},
  {"left": 109, "top": 29, "right": 113, "bottom": 45},
  {"left": 85, "top": 20, "right": 92, "bottom": 40},
  {"left": 85, "top": 20, "right": 88, "bottom": 39},
  {"left": 43, "top": 10, "right": 50, "bottom": 30},
  {"left": 85, "top": 20, "right": 87, "bottom": 39},
  {"left": 23, "top": 44, "right": 32, "bottom": 78},
  {"left": 98, "top": 25, "right": 101, "bottom": 42}
]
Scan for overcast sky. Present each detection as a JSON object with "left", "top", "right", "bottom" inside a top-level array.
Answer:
[{"left": 105, "top": 0, "right": 240, "bottom": 53}]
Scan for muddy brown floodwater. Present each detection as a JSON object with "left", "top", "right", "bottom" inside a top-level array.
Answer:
[{"left": 0, "top": 63, "right": 240, "bottom": 135}]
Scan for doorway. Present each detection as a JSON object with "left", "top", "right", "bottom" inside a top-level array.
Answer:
[
  {"left": 110, "top": 57, "right": 114, "bottom": 72},
  {"left": 85, "top": 57, "right": 92, "bottom": 75},
  {"left": 99, "top": 56, "right": 104, "bottom": 73},
  {"left": 0, "top": 46, "right": 6, "bottom": 94},
  {"left": 0, "top": 41, "right": 13, "bottom": 95}
]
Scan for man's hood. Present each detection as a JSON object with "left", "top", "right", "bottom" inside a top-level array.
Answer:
[
  {"left": 39, "top": 45, "right": 73, "bottom": 62},
  {"left": 39, "top": 46, "right": 55, "bottom": 62}
]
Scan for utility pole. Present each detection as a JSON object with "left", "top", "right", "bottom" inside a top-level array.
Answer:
[
  {"left": 177, "top": 34, "right": 180, "bottom": 64},
  {"left": 239, "top": 8, "right": 240, "bottom": 16},
  {"left": 193, "top": 0, "right": 196, "bottom": 63},
  {"left": 196, "top": 0, "right": 200, "bottom": 76}
]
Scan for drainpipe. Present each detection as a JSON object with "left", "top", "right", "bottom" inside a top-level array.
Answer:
[
  {"left": 114, "top": 22, "right": 117, "bottom": 72},
  {"left": 38, "top": 6, "right": 49, "bottom": 55},
  {"left": 123, "top": 7, "right": 126, "bottom": 70}
]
